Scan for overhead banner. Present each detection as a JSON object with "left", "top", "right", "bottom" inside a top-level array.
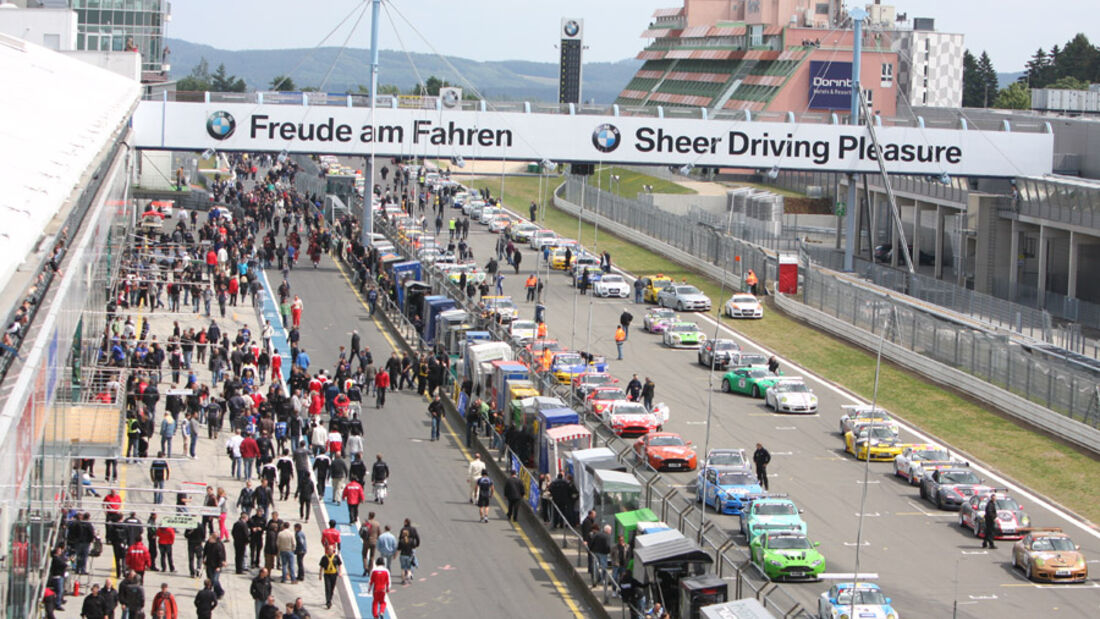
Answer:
[{"left": 132, "top": 101, "right": 1053, "bottom": 176}]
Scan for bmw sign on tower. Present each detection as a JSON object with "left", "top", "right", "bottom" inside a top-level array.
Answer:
[{"left": 206, "top": 110, "right": 236, "bottom": 140}]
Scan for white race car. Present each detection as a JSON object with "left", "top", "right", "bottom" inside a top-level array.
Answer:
[
  {"left": 593, "top": 274, "right": 631, "bottom": 298},
  {"left": 893, "top": 444, "right": 958, "bottom": 485},
  {"left": 763, "top": 379, "right": 817, "bottom": 413},
  {"left": 723, "top": 293, "right": 764, "bottom": 318},
  {"left": 509, "top": 319, "right": 538, "bottom": 344}
]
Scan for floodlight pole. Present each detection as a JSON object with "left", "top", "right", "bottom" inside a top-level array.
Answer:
[
  {"left": 843, "top": 8, "right": 867, "bottom": 272},
  {"left": 361, "top": 0, "right": 382, "bottom": 247}
]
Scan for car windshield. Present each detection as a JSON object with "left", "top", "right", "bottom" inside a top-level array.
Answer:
[
  {"left": 652, "top": 280, "right": 672, "bottom": 289},
  {"left": 836, "top": 590, "right": 887, "bottom": 606},
  {"left": 602, "top": 275, "right": 625, "bottom": 284},
  {"left": 982, "top": 497, "right": 1020, "bottom": 511},
  {"left": 614, "top": 403, "right": 649, "bottom": 416},
  {"left": 582, "top": 374, "right": 612, "bottom": 385},
  {"left": 914, "top": 448, "right": 950, "bottom": 461},
  {"left": 859, "top": 427, "right": 895, "bottom": 440},
  {"left": 708, "top": 451, "right": 745, "bottom": 467},
  {"left": 555, "top": 354, "right": 582, "bottom": 366},
  {"left": 736, "top": 354, "right": 768, "bottom": 366},
  {"left": 649, "top": 436, "right": 684, "bottom": 447},
  {"left": 670, "top": 324, "right": 698, "bottom": 333},
  {"left": 1032, "top": 536, "right": 1075, "bottom": 552},
  {"left": 650, "top": 309, "right": 676, "bottom": 319},
  {"left": 594, "top": 388, "right": 625, "bottom": 400},
  {"left": 675, "top": 286, "right": 701, "bottom": 295},
  {"left": 731, "top": 295, "right": 756, "bottom": 304},
  {"left": 942, "top": 471, "right": 981, "bottom": 485},
  {"left": 777, "top": 383, "right": 811, "bottom": 393},
  {"left": 743, "top": 369, "right": 768, "bottom": 378},
  {"left": 714, "top": 340, "right": 739, "bottom": 351},
  {"left": 492, "top": 300, "right": 516, "bottom": 311},
  {"left": 512, "top": 321, "right": 537, "bottom": 331},
  {"left": 855, "top": 412, "right": 892, "bottom": 424},
  {"left": 718, "top": 471, "right": 756, "bottom": 486},
  {"left": 768, "top": 535, "right": 812, "bottom": 550},
  {"left": 756, "top": 502, "right": 798, "bottom": 516}
]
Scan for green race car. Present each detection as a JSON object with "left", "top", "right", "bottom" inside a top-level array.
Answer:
[
  {"left": 721, "top": 367, "right": 782, "bottom": 398},
  {"left": 662, "top": 321, "right": 707, "bottom": 349},
  {"left": 750, "top": 531, "right": 826, "bottom": 581},
  {"left": 739, "top": 497, "right": 807, "bottom": 541}
]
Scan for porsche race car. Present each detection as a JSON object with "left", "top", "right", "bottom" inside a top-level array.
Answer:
[
  {"left": 1012, "top": 528, "right": 1088, "bottom": 583},
  {"left": 818, "top": 582, "right": 899, "bottom": 619},
  {"left": 663, "top": 321, "right": 707, "bottom": 348},
  {"left": 844, "top": 425, "right": 905, "bottom": 461},
  {"left": 959, "top": 493, "right": 1030, "bottom": 539},
  {"left": 893, "top": 444, "right": 958, "bottom": 485},
  {"left": 720, "top": 367, "right": 782, "bottom": 398},
  {"left": 643, "top": 308, "right": 678, "bottom": 333},
  {"left": 764, "top": 379, "right": 817, "bottom": 413},
  {"left": 920, "top": 468, "right": 992, "bottom": 511}
]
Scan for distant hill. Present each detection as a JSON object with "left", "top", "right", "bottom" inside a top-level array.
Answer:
[
  {"left": 997, "top": 71, "right": 1025, "bottom": 89},
  {"left": 167, "top": 38, "right": 641, "bottom": 103}
]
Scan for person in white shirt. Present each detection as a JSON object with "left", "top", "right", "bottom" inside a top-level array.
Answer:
[
  {"left": 466, "top": 454, "right": 487, "bottom": 504},
  {"left": 225, "top": 430, "right": 244, "bottom": 479}
]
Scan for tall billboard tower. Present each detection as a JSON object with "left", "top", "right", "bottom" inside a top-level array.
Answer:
[{"left": 558, "top": 18, "right": 584, "bottom": 104}]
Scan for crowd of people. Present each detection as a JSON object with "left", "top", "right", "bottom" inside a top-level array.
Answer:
[{"left": 53, "top": 154, "right": 431, "bottom": 619}]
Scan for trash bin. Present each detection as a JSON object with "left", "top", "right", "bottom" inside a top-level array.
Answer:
[{"left": 534, "top": 303, "right": 546, "bottom": 324}]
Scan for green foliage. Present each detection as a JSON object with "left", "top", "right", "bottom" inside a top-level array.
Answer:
[
  {"left": 1047, "top": 75, "right": 1089, "bottom": 90},
  {"left": 961, "top": 50, "right": 998, "bottom": 107},
  {"left": 1019, "top": 33, "right": 1097, "bottom": 88},
  {"left": 179, "top": 58, "right": 247, "bottom": 92},
  {"left": 269, "top": 75, "right": 297, "bottom": 91},
  {"left": 994, "top": 81, "right": 1031, "bottom": 109},
  {"left": 210, "top": 63, "right": 246, "bottom": 92}
]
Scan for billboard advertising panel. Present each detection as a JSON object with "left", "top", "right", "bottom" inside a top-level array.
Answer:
[{"left": 808, "top": 61, "right": 853, "bottom": 110}]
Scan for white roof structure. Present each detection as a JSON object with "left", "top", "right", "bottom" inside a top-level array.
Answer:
[{"left": 0, "top": 32, "right": 140, "bottom": 294}]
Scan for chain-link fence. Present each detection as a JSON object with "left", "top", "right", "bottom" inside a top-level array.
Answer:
[
  {"left": 802, "top": 263, "right": 1100, "bottom": 429},
  {"left": 561, "top": 179, "right": 785, "bottom": 293}
]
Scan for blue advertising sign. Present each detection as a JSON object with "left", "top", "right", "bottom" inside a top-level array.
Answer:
[
  {"left": 511, "top": 453, "right": 521, "bottom": 474},
  {"left": 808, "top": 61, "right": 853, "bottom": 110},
  {"left": 528, "top": 478, "right": 540, "bottom": 510}
]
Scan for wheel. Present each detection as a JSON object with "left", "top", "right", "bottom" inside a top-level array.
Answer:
[
  {"left": 974, "top": 521, "right": 983, "bottom": 538},
  {"left": 698, "top": 353, "right": 705, "bottom": 366},
  {"left": 935, "top": 493, "right": 943, "bottom": 510},
  {"left": 721, "top": 379, "right": 731, "bottom": 393},
  {"left": 677, "top": 302, "right": 685, "bottom": 311},
  {"left": 1025, "top": 561, "right": 1033, "bottom": 581},
  {"left": 919, "top": 484, "right": 927, "bottom": 500},
  {"left": 752, "top": 385, "right": 760, "bottom": 398}
]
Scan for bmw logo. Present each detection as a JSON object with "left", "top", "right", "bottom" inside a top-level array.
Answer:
[
  {"left": 592, "top": 123, "right": 621, "bottom": 153},
  {"left": 206, "top": 110, "right": 236, "bottom": 141},
  {"left": 563, "top": 20, "right": 580, "bottom": 37}
]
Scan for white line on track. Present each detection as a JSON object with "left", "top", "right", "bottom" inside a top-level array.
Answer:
[{"left": 500, "top": 204, "right": 1100, "bottom": 540}]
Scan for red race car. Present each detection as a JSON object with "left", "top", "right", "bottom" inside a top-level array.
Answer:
[
  {"left": 586, "top": 386, "right": 626, "bottom": 417},
  {"left": 572, "top": 371, "right": 619, "bottom": 399},
  {"left": 633, "top": 432, "right": 697, "bottom": 472}
]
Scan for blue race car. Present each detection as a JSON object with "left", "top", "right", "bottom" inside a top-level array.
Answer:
[
  {"left": 818, "top": 582, "right": 900, "bottom": 619},
  {"left": 696, "top": 466, "right": 763, "bottom": 515}
]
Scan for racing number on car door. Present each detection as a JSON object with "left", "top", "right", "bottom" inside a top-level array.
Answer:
[{"left": 739, "top": 378, "right": 747, "bottom": 389}]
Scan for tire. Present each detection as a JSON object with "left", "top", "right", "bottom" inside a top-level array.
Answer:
[
  {"left": 935, "top": 493, "right": 943, "bottom": 510},
  {"left": 721, "top": 379, "right": 731, "bottom": 393},
  {"left": 752, "top": 385, "right": 761, "bottom": 398},
  {"left": 974, "top": 521, "right": 983, "bottom": 538},
  {"left": 1025, "top": 561, "right": 1034, "bottom": 581},
  {"left": 678, "top": 302, "right": 685, "bottom": 311},
  {"left": 919, "top": 484, "right": 927, "bottom": 500}
]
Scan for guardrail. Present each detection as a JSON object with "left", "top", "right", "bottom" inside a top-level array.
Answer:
[
  {"left": 774, "top": 290, "right": 1100, "bottom": 454},
  {"left": 348, "top": 207, "right": 812, "bottom": 617}
]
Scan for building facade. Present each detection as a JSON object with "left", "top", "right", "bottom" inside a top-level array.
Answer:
[{"left": 65, "top": 0, "right": 169, "bottom": 79}]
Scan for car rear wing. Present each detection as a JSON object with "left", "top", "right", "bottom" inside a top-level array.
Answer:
[
  {"left": 774, "top": 377, "right": 805, "bottom": 384},
  {"left": 916, "top": 460, "right": 964, "bottom": 470},
  {"left": 1016, "top": 527, "right": 1063, "bottom": 534},
  {"left": 743, "top": 492, "right": 790, "bottom": 505},
  {"left": 841, "top": 404, "right": 888, "bottom": 415}
]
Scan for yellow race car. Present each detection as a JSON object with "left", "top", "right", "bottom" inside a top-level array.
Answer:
[
  {"left": 640, "top": 274, "right": 674, "bottom": 304},
  {"left": 844, "top": 425, "right": 906, "bottom": 461}
]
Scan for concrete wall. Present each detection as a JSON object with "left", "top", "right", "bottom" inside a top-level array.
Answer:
[
  {"left": 66, "top": 50, "right": 141, "bottom": 82},
  {"left": 644, "top": 192, "right": 729, "bottom": 216},
  {"left": 0, "top": 7, "right": 76, "bottom": 50}
]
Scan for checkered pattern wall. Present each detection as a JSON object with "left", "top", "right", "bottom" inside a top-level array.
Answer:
[{"left": 896, "top": 32, "right": 964, "bottom": 108}]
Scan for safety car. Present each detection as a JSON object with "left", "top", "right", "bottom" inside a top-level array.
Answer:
[
  {"left": 723, "top": 293, "right": 764, "bottom": 319},
  {"left": 657, "top": 284, "right": 712, "bottom": 312},
  {"left": 640, "top": 275, "right": 674, "bottom": 304},
  {"left": 593, "top": 274, "right": 631, "bottom": 298}
]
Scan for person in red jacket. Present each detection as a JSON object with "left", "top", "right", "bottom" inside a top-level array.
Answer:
[
  {"left": 205, "top": 249, "right": 218, "bottom": 279},
  {"left": 342, "top": 480, "right": 365, "bottom": 525},
  {"left": 156, "top": 526, "right": 176, "bottom": 573},
  {"left": 369, "top": 557, "right": 391, "bottom": 619},
  {"left": 103, "top": 489, "right": 122, "bottom": 521},
  {"left": 239, "top": 434, "right": 260, "bottom": 480},
  {"left": 374, "top": 369, "right": 390, "bottom": 409},
  {"left": 125, "top": 539, "right": 152, "bottom": 583},
  {"left": 151, "top": 582, "right": 179, "bottom": 619},
  {"left": 227, "top": 277, "right": 239, "bottom": 307},
  {"left": 271, "top": 350, "right": 282, "bottom": 384},
  {"left": 321, "top": 520, "right": 341, "bottom": 551}
]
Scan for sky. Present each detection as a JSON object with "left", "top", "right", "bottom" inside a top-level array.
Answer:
[{"left": 170, "top": 0, "right": 1095, "bottom": 74}]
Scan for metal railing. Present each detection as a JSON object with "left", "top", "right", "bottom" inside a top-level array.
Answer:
[
  {"left": 801, "top": 262, "right": 1100, "bottom": 429},
  {"left": 341, "top": 206, "right": 813, "bottom": 618}
]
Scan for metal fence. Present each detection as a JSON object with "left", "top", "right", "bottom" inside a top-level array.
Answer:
[
  {"left": 335, "top": 208, "right": 814, "bottom": 617},
  {"left": 561, "top": 179, "right": 787, "bottom": 291},
  {"left": 802, "top": 263, "right": 1100, "bottom": 429}
]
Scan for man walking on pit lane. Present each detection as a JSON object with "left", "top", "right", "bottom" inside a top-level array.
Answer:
[
  {"left": 753, "top": 443, "right": 771, "bottom": 491},
  {"left": 504, "top": 470, "right": 526, "bottom": 522}
]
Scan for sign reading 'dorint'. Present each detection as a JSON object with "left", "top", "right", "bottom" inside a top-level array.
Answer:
[{"left": 132, "top": 101, "right": 1052, "bottom": 177}]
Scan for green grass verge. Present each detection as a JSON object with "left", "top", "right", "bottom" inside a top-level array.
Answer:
[
  {"left": 587, "top": 166, "right": 696, "bottom": 199},
  {"left": 470, "top": 174, "right": 1100, "bottom": 524}
]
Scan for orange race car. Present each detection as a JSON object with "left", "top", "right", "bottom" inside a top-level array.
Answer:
[{"left": 633, "top": 432, "right": 697, "bottom": 472}]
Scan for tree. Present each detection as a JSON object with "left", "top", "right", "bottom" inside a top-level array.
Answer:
[
  {"left": 994, "top": 81, "right": 1030, "bottom": 109},
  {"left": 1020, "top": 48, "right": 1055, "bottom": 88},
  {"left": 1047, "top": 75, "right": 1089, "bottom": 90},
  {"left": 176, "top": 57, "right": 211, "bottom": 92},
  {"left": 210, "top": 63, "right": 246, "bottom": 92},
  {"left": 961, "top": 50, "right": 985, "bottom": 107},
  {"left": 410, "top": 75, "right": 448, "bottom": 96},
  {"left": 977, "top": 52, "right": 999, "bottom": 107},
  {"left": 1057, "top": 33, "right": 1098, "bottom": 83},
  {"left": 269, "top": 75, "right": 297, "bottom": 91}
]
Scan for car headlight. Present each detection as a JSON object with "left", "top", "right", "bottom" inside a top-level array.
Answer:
[
  {"left": 1020, "top": 515, "right": 1031, "bottom": 526},
  {"left": 839, "top": 613, "right": 850, "bottom": 619},
  {"left": 780, "top": 397, "right": 789, "bottom": 404},
  {"left": 1034, "top": 557, "right": 1045, "bottom": 566},
  {"left": 887, "top": 614, "right": 897, "bottom": 619},
  {"left": 811, "top": 559, "right": 823, "bottom": 567},
  {"left": 1076, "top": 556, "right": 1086, "bottom": 568},
  {"left": 767, "top": 559, "right": 783, "bottom": 567}
]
